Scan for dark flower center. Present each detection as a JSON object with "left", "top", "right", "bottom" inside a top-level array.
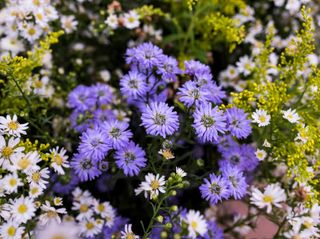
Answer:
[
  {"left": 201, "top": 115, "right": 215, "bottom": 128},
  {"left": 81, "top": 159, "right": 93, "bottom": 170},
  {"left": 110, "top": 127, "right": 121, "bottom": 138},
  {"left": 209, "top": 183, "right": 221, "bottom": 195},
  {"left": 154, "top": 113, "right": 166, "bottom": 125}
]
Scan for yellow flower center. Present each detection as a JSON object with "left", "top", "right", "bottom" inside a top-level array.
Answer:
[
  {"left": 86, "top": 222, "right": 95, "bottom": 230},
  {"left": 9, "top": 178, "right": 17, "bottom": 187},
  {"left": 7, "top": 226, "right": 16, "bottom": 236},
  {"left": 47, "top": 210, "right": 58, "bottom": 218},
  {"left": 259, "top": 115, "right": 266, "bottom": 123},
  {"left": 30, "top": 187, "right": 39, "bottom": 195},
  {"left": 34, "top": 80, "right": 43, "bottom": 89},
  {"left": 191, "top": 221, "right": 198, "bottom": 230},
  {"left": 18, "top": 158, "right": 31, "bottom": 170},
  {"left": 18, "top": 204, "right": 28, "bottom": 214},
  {"left": 80, "top": 204, "right": 89, "bottom": 213},
  {"left": 28, "top": 28, "right": 36, "bottom": 36},
  {"left": 33, "top": 0, "right": 40, "bottom": 6},
  {"left": 128, "top": 17, "right": 136, "bottom": 23},
  {"left": 303, "top": 220, "right": 313, "bottom": 229},
  {"left": 36, "top": 13, "right": 43, "bottom": 20},
  {"left": 52, "top": 235, "right": 66, "bottom": 239},
  {"left": 54, "top": 155, "right": 64, "bottom": 165},
  {"left": 2, "top": 146, "right": 13, "bottom": 158},
  {"left": 8, "top": 121, "right": 18, "bottom": 130},
  {"left": 263, "top": 195, "right": 273, "bottom": 203},
  {"left": 126, "top": 233, "right": 135, "bottom": 239},
  {"left": 32, "top": 172, "right": 41, "bottom": 182},
  {"left": 98, "top": 204, "right": 105, "bottom": 212},
  {"left": 151, "top": 180, "right": 160, "bottom": 190}
]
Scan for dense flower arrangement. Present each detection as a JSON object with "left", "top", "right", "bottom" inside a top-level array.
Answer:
[{"left": 0, "top": 0, "right": 320, "bottom": 239}]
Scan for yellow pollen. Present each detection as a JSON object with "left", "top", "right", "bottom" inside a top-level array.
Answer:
[
  {"left": 2, "top": 146, "right": 13, "bottom": 158},
  {"left": 47, "top": 210, "right": 57, "bottom": 218},
  {"left": 151, "top": 180, "right": 160, "bottom": 190},
  {"left": 18, "top": 158, "right": 31, "bottom": 170},
  {"left": 191, "top": 221, "right": 198, "bottom": 230},
  {"left": 303, "top": 221, "right": 313, "bottom": 229},
  {"left": 86, "top": 222, "right": 94, "bottom": 230},
  {"left": 126, "top": 233, "right": 135, "bottom": 239},
  {"left": 18, "top": 204, "right": 28, "bottom": 214},
  {"left": 36, "top": 13, "right": 43, "bottom": 20},
  {"left": 259, "top": 115, "right": 266, "bottom": 123},
  {"left": 54, "top": 155, "right": 64, "bottom": 165},
  {"left": 31, "top": 187, "right": 39, "bottom": 195},
  {"left": 52, "top": 235, "right": 66, "bottom": 239},
  {"left": 9, "top": 178, "right": 17, "bottom": 187},
  {"left": 98, "top": 204, "right": 105, "bottom": 212},
  {"left": 8, "top": 121, "right": 18, "bottom": 130},
  {"left": 34, "top": 80, "right": 43, "bottom": 89},
  {"left": 7, "top": 226, "right": 16, "bottom": 236},
  {"left": 28, "top": 28, "right": 36, "bottom": 36},
  {"left": 33, "top": 0, "right": 40, "bottom": 6},
  {"left": 79, "top": 204, "right": 89, "bottom": 213},
  {"left": 263, "top": 195, "right": 273, "bottom": 203},
  {"left": 32, "top": 172, "right": 41, "bottom": 182}
]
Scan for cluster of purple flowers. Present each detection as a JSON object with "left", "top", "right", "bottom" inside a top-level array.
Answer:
[
  {"left": 68, "top": 84, "right": 147, "bottom": 181},
  {"left": 200, "top": 135, "right": 259, "bottom": 205}
]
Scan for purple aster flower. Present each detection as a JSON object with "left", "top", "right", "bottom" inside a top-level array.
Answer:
[
  {"left": 225, "top": 107, "right": 251, "bottom": 139},
  {"left": 194, "top": 71, "right": 213, "bottom": 86},
  {"left": 125, "top": 47, "right": 138, "bottom": 65},
  {"left": 203, "top": 221, "right": 224, "bottom": 239},
  {"left": 67, "top": 85, "right": 96, "bottom": 111},
  {"left": 101, "top": 120, "right": 133, "bottom": 149},
  {"left": 157, "top": 55, "right": 182, "bottom": 82},
  {"left": 178, "top": 81, "right": 210, "bottom": 107},
  {"left": 216, "top": 135, "right": 239, "bottom": 154},
  {"left": 141, "top": 101, "right": 179, "bottom": 138},
  {"left": 205, "top": 82, "right": 226, "bottom": 104},
  {"left": 184, "top": 60, "right": 211, "bottom": 75},
  {"left": 93, "top": 108, "right": 116, "bottom": 125},
  {"left": 193, "top": 103, "right": 226, "bottom": 143},
  {"left": 221, "top": 164, "right": 248, "bottom": 199},
  {"left": 70, "top": 154, "right": 102, "bottom": 181},
  {"left": 120, "top": 70, "right": 147, "bottom": 99},
  {"left": 92, "top": 83, "right": 113, "bottom": 106},
  {"left": 70, "top": 110, "right": 90, "bottom": 133},
  {"left": 199, "top": 173, "right": 230, "bottom": 205},
  {"left": 78, "top": 127, "right": 111, "bottom": 162},
  {"left": 219, "top": 144, "right": 258, "bottom": 172},
  {"left": 135, "top": 42, "right": 164, "bottom": 69},
  {"left": 115, "top": 141, "right": 147, "bottom": 176}
]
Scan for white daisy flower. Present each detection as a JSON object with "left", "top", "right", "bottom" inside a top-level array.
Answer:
[
  {"left": 11, "top": 151, "right": 41, "bottom": 173},
  {"left": 53, "top": 197, "right": 63, "bottom": 206},
  {"left": 3, "top": 173, "right": 23, "bottom": 194},
  {"left": 134, "top": 173, "right": 166, "bottom": 199},
  {"left": 250, "top": 184, "right": 287, "bottom": 213},
  {"left": 34, "top": 221, "right": 80, "bottom": 239},
  {"left": 0, "top": 115, "right": 28, "bottom": 137},
  {"left": 122, "top": 10, "right": 140, "bottom": 29},
  {"left": 0, "top": 136, "right": 24, "bottom": 168},
  {"left": 255, "top": 149, "right": 267, "bottom": 161},
  {"left": 99, "top": 70, "right": 111, "bottom": 82},
  {"left": 263, "top": 139, "right": 271, "bottom": 148},
  {"left": 121, "top": 224, "right": 139, "bottom": 239},
  {"left": 252, "top": 109, "right": 271, "bottom": 127},
  {"left": 11, "top": 196, "right": 36, "bottom": 224},
  {"left": 26, "top": 167, "right": 50, "bottom": 189},
  {"left": 29, "top": 184, "right": 44, "bottom": 198},
  {"left": 105, "top": 14, "right": 118, "bottom": 29},
  {"left": 176, "top": 167, "right": 187, "bottom": 177},
  {"left": 20, "top": 23, "right": 42, "bottom": 42},
  {"left": 72, "top": 198, "right": 94, "bottom": 221},
  {"left": 93, "top": 200, "right": 115, "bottom": 227},
  {"left": 159, "top": 149, "right": 175, "bottom": 160},
  {"left": 184, "top": 210, "right": 208, "bottom": 239},
  {"left": 50, "top": 147, "right": 69, "bottom": 175},
  {"left": 282, "top": 108, "right": 300, "bottom": 123},
  {"left": 61, "top": 15, "right": 78, "bottom": 34},
  {"left": 39, "top": 201, "right": 67, "bottom": 225},
  {"left": 80, "top": 218, "right": 103, "bottom": 238},
  {"left": 236, "top": 55, "right": 254, "bottom": 76},
  {"left": 0, "top": 221, "right": 24, "bottom": 239}
]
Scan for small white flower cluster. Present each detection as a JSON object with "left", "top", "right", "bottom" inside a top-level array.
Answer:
[
  {"left": 0, "top": 0, "right": 59, "bottom": 56},
  {"left": 0, "top": 114, "right": 71, "bottom": 239},
  {"left": 182, "top": 210, "right": 208, "bottom": 239},
  {"left": 105, "top": 9, "right": 140, "bottom": 30},
  {"left": 71, "top": 187, "right": 116, "bottom": 238}
]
